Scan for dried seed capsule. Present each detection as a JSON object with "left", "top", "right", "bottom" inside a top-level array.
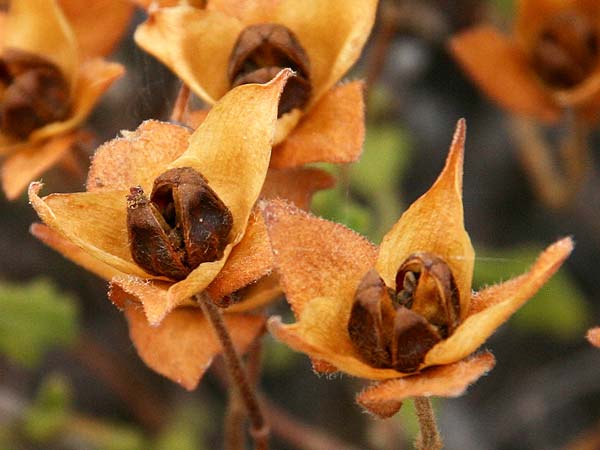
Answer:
[
  {"left": 395, "top": 252, "right": 460, "bottom": 337},
  {"left": 127, "top": 167, "right": 233, "bottom": 280},
  {"left": 0, "top": 48, "right": 70, "bottom": 139},
  {"left": 531, "top": 11, "right": 599, "bottom": 89},
  {"left": 228, "top": 23, "right": 311, "bottom": 116},
  {"left": 390, "top": 306, "right": 441, "bottom": 373},
  {"left": 348, "top": 269, "right": 396, "bottom": 368}
]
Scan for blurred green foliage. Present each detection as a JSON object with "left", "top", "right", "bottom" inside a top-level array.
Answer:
[
  {"left": 155, "top": 404, "right": 209, "bottom": 450},
  {"left": 473, "top": 245, "right": 589, "bottom": 339},
  {"left": 313, "top": 123, "right": 411, "bottom": 241},
  {"left": 0, "top": 278, "right": 79, "bottom": 368}
]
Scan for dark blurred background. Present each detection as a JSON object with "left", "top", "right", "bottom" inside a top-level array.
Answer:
[{"left": 1, "top": 0, "right": 600, "bottom": 449}]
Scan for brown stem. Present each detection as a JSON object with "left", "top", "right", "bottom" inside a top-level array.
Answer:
[
  {"left": 196, "top": 294, "right": 269, "bottom": 450},
  {"left": 224, "top": 339, "right": 264, "bottom": 450},
  {"left": 170, "top": 83, "right": 191, "bottom": 124},
  {"left": 510, "top": 116, "right": 590, "bottom": 209},
  {"left": 414, "top": 397, "right": 442, "bottom": 450}
]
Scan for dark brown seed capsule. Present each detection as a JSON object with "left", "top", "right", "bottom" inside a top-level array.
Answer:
[
  {"left": 127, "top": 167, "right": 233, "bottom": 280},
  {"left": 348, "top": 269, "right": 396, "bottom": 368},
  {"left": 228, "top": 23, "right": 311, "bottom": 117},
  {"left": 531, "top": 11, "right": 599, "bottom": 89},
  {"left": 395, "top": 252, "right": 460, "bottom": 337},
  {"left": 0, "top": 48, "right": 70, "bottom": 139},
  {"left": 390, "top": 306, "right": 441, "bottom": 373}
]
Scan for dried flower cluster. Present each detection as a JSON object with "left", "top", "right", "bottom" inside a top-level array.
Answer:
[{"left": 0, "top": 0, "right": 583, "bottom": 445}]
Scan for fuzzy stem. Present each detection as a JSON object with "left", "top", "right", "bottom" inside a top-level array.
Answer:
[
  {"left": 196, "top": 294, "right": 269, "bottom": 450},
  {"left": 414, "top": 397, "right": 442, "bottom": 450}
]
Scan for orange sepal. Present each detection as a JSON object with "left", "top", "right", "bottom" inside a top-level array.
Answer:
[
  {"left": 58, "top": 0, "right": 134, "bottom": 58},
  {"left": 450, "top": 25, "right": 560, "bottom": 122},
  {"left": 263, "top": 198, "right": 376, "bottom": 316},
  {"left": 87, "top": 120, "right": 191, "bottom": 192},
  {"left": 356, "top": 352, "right": 495, "bottom": 418},
  {"left": 124, "top": 303, "right": 265, "bottom": 390},
  {"left": 270, "top": 81, "right": 365, "bottom": 169}
]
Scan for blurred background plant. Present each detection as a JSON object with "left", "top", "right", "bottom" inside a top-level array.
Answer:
[{"left": 1, "top": 0, "right": 600, "bottom": 449}]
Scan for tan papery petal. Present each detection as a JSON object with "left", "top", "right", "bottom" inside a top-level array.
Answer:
[
  {"left": 1, "top": 132, "right": 78, "bottom": 200},
  {"left": 268, "top": 313, "right": 402, "bottom": 380},
  {"left": 4, "top": 0, "right": 78, "bottom": 86},
  {"left": 206, "top": 211, "right": 273, "bottom": 301},
  {"left": 125, "top": 303, "right": 265, "bottom": 390},
  {"left": 0, "top": 12, "right": 6, "bottom": 43},
  {"left": 30, "top": 223, "right": 126, "bottom": 281},
  {"left": 553, "top": 69, "right": 600, "bottom": 107},
  {"left": 514, "top": 0, "right": 574, "bottom": 49},
  {"left": 58, "top": 0, "right": 134, "bottom": 58},
  {"left": 263, "top": 199, "right": 376, "bottom": 316},
  {"left": 87, "top": 120, "right": 191, "bottom": 192},
  {"left": 110, "top": 276, "right": 185, "bottom": 325},
  {"left": 450, "top": 26, "right": 560, "bottom": 122},
  {"left": 165, "top": 70, "right": 291, "bottom": 305},
  {"left": 29, "top": 183, "right": 152, "bottom": 278},
  {"left": 271, "top": 81, "right": 365, "bottom": 169},
  {"left": 273, "top": 0, "right": 377, "bottom": 102},
  {"left": 587, "top": 327, "right": 600, "bottom": 348},
  {"left": 206, "top": 0, "right": 277, "bottom": 21},
  {"left": 260, "top": 167, "right": 335, "bottom": 210},
  {"left": 376, "top": 120, "right": 474, "bottom": 318},
  {"left": 425, "top": 237, "right": 573, "bottom": 366},
  {"left": 29, "top": 59, "right": 124, "bottom": 143},
  {"left": 356, "top": 352, "right": 495, "bottom": 418},
  {"left": 134, "top": 5, "right": 243, "bottom": 103}
]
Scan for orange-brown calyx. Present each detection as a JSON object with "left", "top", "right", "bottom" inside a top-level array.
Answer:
[
  {"left": 349, "top": 253, "right": 460, "bottom": 373},
  {"left": 228, "top": 24, "right": 311, "bottom": 117},
  {"left": 0, "top": 48, "right": 70, "bottom": 139},
  {"left": 126, "top": 167, "right": 233, "bottom": 281},
  {"left": 531, "top": 11, "right": 600, "bottom": 89}
]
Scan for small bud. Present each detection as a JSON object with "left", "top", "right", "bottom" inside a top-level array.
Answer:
[
  {"left": 0, "top": 48, "right": 70, "bottom": 139},
  {"left": 127, "top": 167, "right": 233, "bottom": 280},
  {"left": 228, "top": 24, "right": 311, "bottom": 117},
  {"left": 531, "top": 11, "right": 599, "bottom": 89}
]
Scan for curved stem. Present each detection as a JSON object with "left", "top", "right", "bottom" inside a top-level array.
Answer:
[
  {"left": 196, "top": 294, "right": 270, "bottom": 450},
  {"left": 170, "top": 83, "right": 191, "bottom": 124},
  {"left": 414, "top": 397, "right": 442, "bottom": 450}
]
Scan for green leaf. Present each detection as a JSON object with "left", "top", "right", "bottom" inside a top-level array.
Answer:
[
  {"left": 473, "top": 245, "right": 588, "bottom": 339},
  {"left": 23, "top": 373, "right": 72, "bottom": 442},
  {"left": 0, "top": 278, "right": 79, "bottom": 368}
]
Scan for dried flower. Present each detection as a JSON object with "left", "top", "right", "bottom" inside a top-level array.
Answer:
[
  {"left": 134, "top": 0, "right": 377, "bottom": 168},
  {"left": 0, "top": 0, "right": 128, "bottom": 199},
  {"left": 264, "top": 120, "right": 573, "bottom": 417},
  {"left": 450, "top": 0, "right": 600, "bottom": 123},
  {"left": 29, "top": 71, "right": 330, "bottom": 389},
  {"left": 587, "top": 327, "right": 600, "bottom": 347}
]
